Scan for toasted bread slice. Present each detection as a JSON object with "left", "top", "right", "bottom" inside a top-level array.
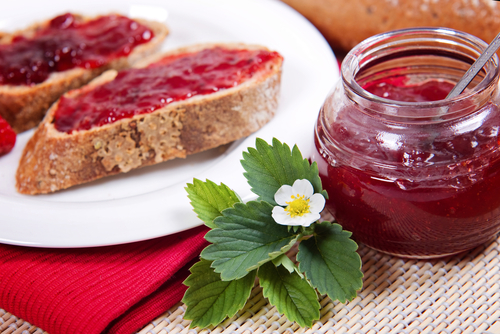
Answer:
[
  {"left": 0, "top": 13, "right": 169, "bottom": 133},
  {"left": 16, "top": 43, "right": 283, "bottom": 194}
]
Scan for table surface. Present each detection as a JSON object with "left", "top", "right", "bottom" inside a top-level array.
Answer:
[{"left": 2, "top": 232, "right": 500, "bottom": 334}]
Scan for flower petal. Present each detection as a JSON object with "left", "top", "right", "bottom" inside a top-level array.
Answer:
[
  {"left": 274, "top": 184, "right": 294, "bottom": 205},
  {"left": 272, "top": 179, "right": 324, "bottom": 227},
  {"left": 309, "top": 193, "right": 326, "bottom": 214},
  {"left": 272, "top": 206, "right": 300, "bottom": 226},
  {"left": 292, "top": 179, "right": 314, "bottom": 198},
  {"left": 293, "top": 212, "right": 320, "bottom": 227}
]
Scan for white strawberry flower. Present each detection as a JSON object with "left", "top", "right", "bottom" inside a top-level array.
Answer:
[{"left": 271, "top": 179, "right": 326, "bottom": 227}]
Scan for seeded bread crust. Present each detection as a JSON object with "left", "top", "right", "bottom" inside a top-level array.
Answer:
[
  {"left": 15, "top": 43, "right": 283, "bottom": 194},
  {"left": 0, "top": 14, "right": 169, "bottom": 133},
  {"left": 280, "top": 0, "right": 500, "bottom": 53}
]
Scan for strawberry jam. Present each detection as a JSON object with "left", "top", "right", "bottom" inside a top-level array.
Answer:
[
  {"left": 363, "top": 76, "right": 456, "bottom": 102},
  {"left": 0, "top": 13, "right": 154, "bottom": 86},
  {"left": 312, "top": 28, "right": 500, "bottom": 258},
  {"left": 53, "top": 47, "right": 282, "bottom": 133}
]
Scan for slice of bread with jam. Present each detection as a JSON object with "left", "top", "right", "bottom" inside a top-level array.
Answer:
[
  {"left": 0, "top": 12, "right": 169, "bottom": 133},
  {"left": 16, "top": 43, "right": 283, "bottom": 194}
]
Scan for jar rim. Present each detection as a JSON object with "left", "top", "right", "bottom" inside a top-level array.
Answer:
[{"left": 342, "top": 27, "right": 499, "bottom": 110}]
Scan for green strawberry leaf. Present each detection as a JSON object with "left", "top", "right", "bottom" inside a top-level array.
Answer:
[
  {"left": 241, "top": 137, "right": 327, "bottom": 205},
  {"left": 297, "top": 221, "right": 363, "bottom": 303},
  {"left": 186, "top": 178, "right": 242, "bottom": 228},
  {"left": 272, "top": 254, "right": 304, "bottom": 279},
  {"left": 258, "top": 261, "right": 320, "bottom": 328},
  {"left": 201, "top": 200, "right": 299, "bottom": 281},
  {"left": 183, "top": 259, "right": 256, "bottom": 328}
]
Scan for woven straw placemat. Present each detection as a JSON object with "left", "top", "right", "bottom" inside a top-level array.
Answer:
[{"left": 2, "top": 235, "right": 500, "bottom": 334}]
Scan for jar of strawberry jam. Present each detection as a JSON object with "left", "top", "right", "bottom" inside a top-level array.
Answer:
[{"left": 311, "top": 28, "right": 500, "bottom": 258}]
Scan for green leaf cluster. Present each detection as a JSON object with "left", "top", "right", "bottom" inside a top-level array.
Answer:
[{"left": 182, "top": 138, "right": 363, "bottom": 329}]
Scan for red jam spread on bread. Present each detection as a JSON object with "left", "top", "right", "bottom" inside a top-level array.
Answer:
[
  {"left": 314, "top": 77, "right": 500, "bottom": 256},
  {"left": 0, "top": 13, "right": 154, "bottom": 86},
  {"left": 53, "top": 47, "right": 283, "bottom": 133}
]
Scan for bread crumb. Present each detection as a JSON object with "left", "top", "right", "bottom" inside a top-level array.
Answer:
[{"left": 93, "top": 140, "right": 102, "bottom": 150}]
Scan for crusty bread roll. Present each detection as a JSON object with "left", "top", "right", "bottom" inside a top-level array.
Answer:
[
  {"left": 0, "top": 14, "right": 169, "bottom": 133},
  {"left": 16, "top": 43, "right": 283, "bottom": 195},
  {"left": 280, "top": 0, "right": 500, "bottom": 52}
]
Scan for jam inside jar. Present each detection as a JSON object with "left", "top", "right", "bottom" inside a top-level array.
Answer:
[{"left": 311, "top": 28, "right": 500, "bottom": 258}]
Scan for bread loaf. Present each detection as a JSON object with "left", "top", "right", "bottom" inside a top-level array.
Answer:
[
  {"left": 16, "top": 43, "right": 283, "bottom": 195},
  {"left": 280, "top": 0, "right": 500, "bottom": 52},
  {"left": 0, "top": 13, "right": 168, "bottom": 133}
]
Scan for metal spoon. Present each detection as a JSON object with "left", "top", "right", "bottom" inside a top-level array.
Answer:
[{"left": 446, "top": 31, "right": 500, "bottom": 99}]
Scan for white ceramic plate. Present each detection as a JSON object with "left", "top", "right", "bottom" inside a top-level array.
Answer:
[{"left": 0, "top": 0, "right": 339, "bottom": 247}]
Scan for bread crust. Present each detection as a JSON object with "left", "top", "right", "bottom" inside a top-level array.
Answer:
[
  {"left": 280, "top": 0, "right": 500, "bottom": 52},
  {"left": 0, "top": 14, "right": 169, "bottom": 133},
  {"left": 15, "top": 43, "right": 283, "bottom": 194}
]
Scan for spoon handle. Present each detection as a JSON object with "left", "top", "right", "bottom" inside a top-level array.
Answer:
[{"left": 447, "top": 31, "right": 500, "bottom": 99}]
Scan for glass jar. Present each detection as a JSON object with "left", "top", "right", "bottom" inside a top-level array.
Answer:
[{"left": 311, "top": 27, "right": 500, "bottom": 258}]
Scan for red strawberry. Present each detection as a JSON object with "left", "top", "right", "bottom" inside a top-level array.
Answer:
[{"left": 0, "top": 116, "right": 16, "bottom": 156}]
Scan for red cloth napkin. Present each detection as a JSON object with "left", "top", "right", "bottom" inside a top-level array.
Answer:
[{"left": 0, "top": 225, "right": 209, "bottom": 334}]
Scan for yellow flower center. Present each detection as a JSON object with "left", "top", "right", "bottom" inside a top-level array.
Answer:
[{"left": 285, "top": 194, "right": 311, "bottom": 218}]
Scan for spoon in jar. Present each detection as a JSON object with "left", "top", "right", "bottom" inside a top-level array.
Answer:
[{"left": 446, "top": 31, "right": 500, "bottom": 99}]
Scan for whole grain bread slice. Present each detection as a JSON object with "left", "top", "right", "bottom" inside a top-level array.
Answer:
[
  {"left": 16, "top": 43, "right": 283, "bottom": 195},
  {"left": 0, "top": 13, "right": 169, "bottom": 133}
]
